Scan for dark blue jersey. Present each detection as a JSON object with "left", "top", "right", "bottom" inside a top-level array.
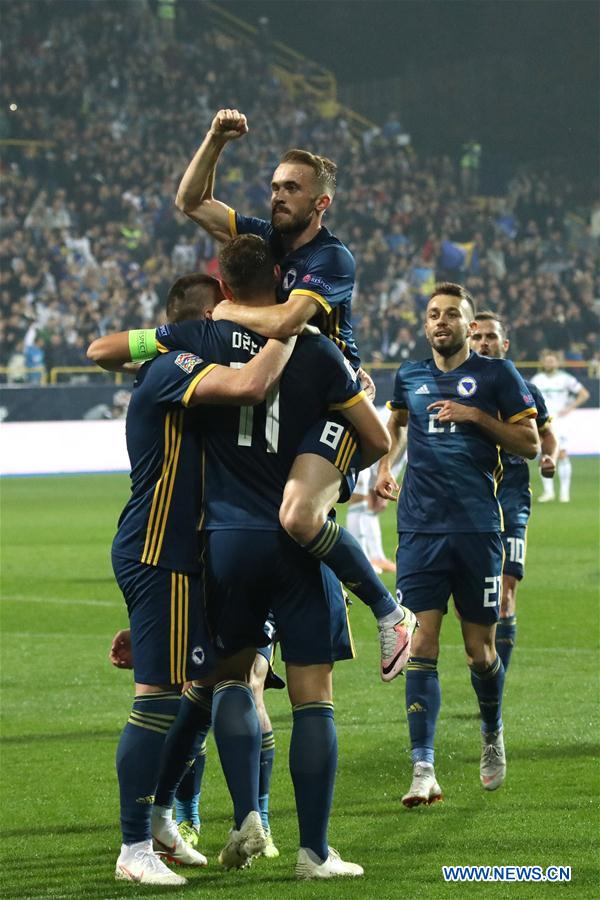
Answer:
[
  {"left": 498, "top": 380, "right": 551, "bottom": 528},
  {"left": 155, "top": 317, "right": 364, "bottom": 530},
  {"left": 388, "top": 351, "right": 537, "bottom": 533},
  {"left": 228, "top": 209, "right": 360, "bottom": 369},
  {"left": 112, "top": 349, "right": 216, "bottom": 572}
]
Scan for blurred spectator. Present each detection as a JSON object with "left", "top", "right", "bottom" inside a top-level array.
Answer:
[{"left": 0, "top": 0, "right": 597, "bottom": 382}]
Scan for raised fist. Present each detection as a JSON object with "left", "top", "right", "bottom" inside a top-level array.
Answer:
[{"left": 209, "top": 108, "right": 249, "bottom": 142}]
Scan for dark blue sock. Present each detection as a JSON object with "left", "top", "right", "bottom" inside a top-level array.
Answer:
[
  {"left": 304, "top": 519, "right": 397, "bottom": 619},
  {"left": 406, "top": 658, "right": 440, "bottom": 766},
  {"left": 259, "top": 730, "right": 275, "bottom": 832},
  {"left": 212, "top": 681, "right": 261, "bottom": 830},
  {"left": 154, "top": 685, "right": 212, "bottom": 809},
  {"left": 116, "top": 691, "right": 180, "bottom": 845},
  {"left": 470, "top": 655, "right": 505, "bottom": 734},
  {"left": 289, "top": 702, "right": 337, "bottom": 861},
  {"left": 495, "top": 616, "right": 517, "bottom": 672},
  {"left": 175, "top": 739, "right": 207, "bottom": 826}
]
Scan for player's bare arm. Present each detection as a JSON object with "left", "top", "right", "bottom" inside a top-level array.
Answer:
[
  {"left": 375, "top": 408, "right": 408, "bottom": 500},
  {"left": 338, "top": 394, "right": 391, "bottom": 468},
  {"left": 87, "top": 331, "right": 131, "bottom": 370},
  {"left": 188, "top": 335, "right": 296, "bottom": 407},
  {"left": 211, "top": 292, "right": 319, "bottom": 339},
  {"left": 539, "top": 422, "right": 558, "bottom": 477},
  {"left": 559, "top": 384, "right": 590, "bottom": 416},
  {"left": 88, "top": 330, "right": 296, "bottom": 405},
  {"left": 427, "top": 400, "right": 540, "bottom": 459},
  {"left": 175, "top": 108, "right": 248, "bottom": 241}
]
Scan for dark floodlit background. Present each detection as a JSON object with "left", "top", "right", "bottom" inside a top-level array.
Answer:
[{"left": 0, "top": 0, "right": 598, "bottom": 423}]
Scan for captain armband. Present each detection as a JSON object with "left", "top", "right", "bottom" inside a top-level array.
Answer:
[{"left": 128, "top": 329, "right": 158, "bottom": 363}]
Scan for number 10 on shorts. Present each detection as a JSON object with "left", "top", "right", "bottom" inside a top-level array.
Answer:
[{"left": 483, "top": 575, "right": 502, "bottom": 607}]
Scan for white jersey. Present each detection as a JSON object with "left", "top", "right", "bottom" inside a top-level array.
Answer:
[{"left": 530, "top": 370, "right": 583, "bottom": 418}]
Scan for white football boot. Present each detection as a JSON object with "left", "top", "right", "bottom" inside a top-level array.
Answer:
[
  {"left": 295, "top": 846, "right": 364, "bottom": 879},
  {"left": 115, "top": 840, "right": 186, "bottom": 885},
  {"left": 151, "top": 806, "right": 208, "bottom": 865},
  {"left": 480, "top": 727, "right": 506, "bottom": 790},
  {"left": 401, "top": 763, "right": 443, "bottom": 807},
  {"left": 218, "top": 811, "right": 267, "bottom": 869}
]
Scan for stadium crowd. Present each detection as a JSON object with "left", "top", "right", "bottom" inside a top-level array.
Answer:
[{"left": 1, "top": 0, "right": 598, "bottom": 382}]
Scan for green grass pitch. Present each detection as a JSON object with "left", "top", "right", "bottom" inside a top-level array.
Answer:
[{"left": 1, "top": 459, "right": 599, "bottom": 898}]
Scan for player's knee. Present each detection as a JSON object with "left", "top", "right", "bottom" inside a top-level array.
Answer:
[
  {"left": 464, "top": 635, "right": 496, "bottom": 668},
  {"left": 411, "top": 628, "right": 439, "bottom": 660},
  {"left": 279, "top": 496, "right": 320, "bottom": 544}
]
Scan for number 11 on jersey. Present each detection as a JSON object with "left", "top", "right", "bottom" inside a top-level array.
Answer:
[{"left": 230, "top": 362, "right": 280, "bottom": 452}]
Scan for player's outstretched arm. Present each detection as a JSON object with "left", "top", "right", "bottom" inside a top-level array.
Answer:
[
  {"left": 187, "top": 336, "right": 296, "bottom": 407},
  {"left": 87, "top": 329, "right": 161, "bottom": 370},
  {"left": 539, "top": 422, "right": 558, "bottom": 477},
  {"left": 212, "top": 294, "right": 319, "bottom": 339},
  {"left": 340, "top": 395, "right": 391, "bottom": 468},
  {"left": 427, "top": 400, "right": 540, "bottom": 459},
  {"left": 87, "top": 331, "right": 135, "bottom": 370},
  {"left": 375, "top": 409, "right": 408, "bottom": 500},
  {"left": 175, "top": 108, "right": 248, "bottom": 242}
]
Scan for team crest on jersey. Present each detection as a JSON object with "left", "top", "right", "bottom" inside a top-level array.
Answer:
[
  {"left": 174, "top": 352, "right": 202, "bottom": 374},
  {"left": 282, "top": 268, "right": 297, "bottom": 291},
  {"left": 191, "top": 646, "right": 205, "bottom": 666},
  {"left": 457, "top": 376, "right": 478, "bottom": 397}
]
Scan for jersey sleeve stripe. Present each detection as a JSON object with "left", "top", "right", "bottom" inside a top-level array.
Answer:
[
  {"left": 142, "top": 411, "right": 174, "bottom": 565},
  {"left": 228, "top": 207, "right": 237, "bottom": 237},
  {"left": 329, "top": 389, "right": 366, "bottom": 411},
  {"left": 142, "top": 410, "right": 184, "bottom": 566},
  {"left": 289, "top": 288, "right": 332, "bottom": 313},
  {"left": 156, "top": 341, "right": 169, "bottom": 354},
  {"left": 150, "top": 414, "right": 184, "bottom": 565},
  {"left": 506, "top": 407, "right": 537, "bottom": 423},
  {"left": 181, "top": 364, "right": 218, "bottom": 407}
]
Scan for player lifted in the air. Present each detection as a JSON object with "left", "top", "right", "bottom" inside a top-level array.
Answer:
[
  {"left": 470, "top": 312, "right": 558, "bottom": 673},
  {"left": 173, "top": 108, "right": 413, "bottom": 678},
  {"left": 531, "top": 350, "right": 589, "bottom": 503},
  {"left": 376, "top": 283, "right": 540, "bottom": 806}
]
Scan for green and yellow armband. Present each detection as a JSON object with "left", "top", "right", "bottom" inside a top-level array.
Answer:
[{"left": 128, "top": 329, "right": 158, "bottom": 363}]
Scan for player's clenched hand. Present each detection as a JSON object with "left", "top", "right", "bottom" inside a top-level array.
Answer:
[
  {"left": 358, "top": 367, "right": 376, "bottom": 401},
  {"left": 375, "top": 471, "right": 399, "bottom": 501},
  {"left": 540, "top": 454, "right": 556, "bottom": 478},
  {"left": 427, "top": 399, "right": 475, "bottom": 424},
  {"left": 109, "top": 628, "right": 133, "bottom": 669},
  {"left": 209, "top": 109, "right": 248, "bottom": 142}
]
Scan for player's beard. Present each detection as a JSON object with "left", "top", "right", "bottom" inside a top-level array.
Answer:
[
  {"left": 271, "top": 206, "right": 314, "bottom": 236},
  {"left": 429, "top": 333, "right": 467, "bottom": 358}
]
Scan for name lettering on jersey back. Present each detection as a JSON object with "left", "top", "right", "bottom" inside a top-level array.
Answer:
[{"left": 232, "top": 331, "right": 260, "bottom": 357}]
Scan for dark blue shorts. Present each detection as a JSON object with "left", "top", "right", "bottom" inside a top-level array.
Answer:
[
  {"left": 502, "top": 524, "right": 527, "bottom": 580},
  {"left": 112, "top": 553, "right": 215, "bottom": 685},
  {"left": 205, "top": 529, "right": 355, "bottom": 665},
  {"left": 295, "top": 415, "right": 361, "bottom": 503},
  {"left": 396, "top": 532, "right": 504, "bottom": 626}
]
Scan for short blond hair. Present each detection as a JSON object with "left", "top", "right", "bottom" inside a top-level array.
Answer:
[{"left": 280, "top": 149, "right": 337, "bottom": 198}]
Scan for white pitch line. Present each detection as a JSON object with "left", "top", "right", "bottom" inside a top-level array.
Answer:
[{"left": 1, "top": 595, "right": 120, "bottom": 608}]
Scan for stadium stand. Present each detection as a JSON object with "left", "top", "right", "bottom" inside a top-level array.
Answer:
[{"left": 1, "top": 0, "right": 598, "bottom": 386}]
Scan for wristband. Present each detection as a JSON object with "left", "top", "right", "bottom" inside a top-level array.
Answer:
[{"left": 128, "top": 329, "right": 158, "bottom": 362}]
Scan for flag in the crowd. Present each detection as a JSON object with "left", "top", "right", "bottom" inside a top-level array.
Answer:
[
  {"left": 409, "top": 265, "right": 436, "bottom": 300},
  {"left": 440, "top": 239, "right": 480, "bottom": 273}
]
